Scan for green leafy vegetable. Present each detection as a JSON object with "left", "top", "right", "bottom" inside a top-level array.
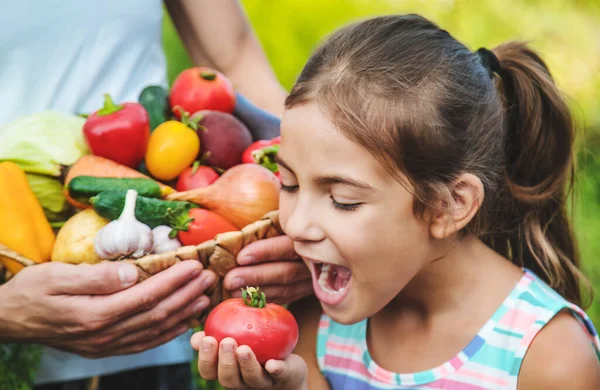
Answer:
[
  {"left": 0, "top": 111, "right": 89, "bottom": 177},
  {"left": 25, "top": 174, "right": 71, "bottom": 223}
]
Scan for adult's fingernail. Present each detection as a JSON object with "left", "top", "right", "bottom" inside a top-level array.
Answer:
[
  {"left": 202, "top": 273, "right": 216, "bottom": 290},
  {"left": 194, "top": 298, "right": 209, "bottom": 314},
  {"left": 190, "top": 267, "right": 201, "bottom": 278},
  {"left": 176, "top": 324, "right": 189, "bottom": 334},
  {"left": 238, "top": 350, "right": 249, "bottom": 361},
  {"left": 222, "top": 343, "right": 234, "bottom": 353},
  {"left": 238, "top": 255, "right": 255, "bottom": 265},
  {"left": 229, "top": 277, "right": 245, "bottom": 290},
  {"left": 202, "top": 339, "right": 213, "bottom": 352},
  {"left": 118, "top": 264, "right": 138, "bottom": 286}
]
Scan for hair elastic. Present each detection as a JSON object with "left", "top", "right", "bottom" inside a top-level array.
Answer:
[{"left": 476, "top": 47, "right": 502, "bottom": 78}]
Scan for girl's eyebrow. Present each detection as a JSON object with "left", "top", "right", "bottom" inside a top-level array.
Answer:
[
  {"left": 313, "top": 175, "right": 376, "bottom": 192},
  {"left": 275, "top": 154, "right": 376, "bottom": 192}
]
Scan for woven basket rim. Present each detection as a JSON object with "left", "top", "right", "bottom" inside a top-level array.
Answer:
[{"left": 0, "top": 210, "right": 281, "bottom": 267}]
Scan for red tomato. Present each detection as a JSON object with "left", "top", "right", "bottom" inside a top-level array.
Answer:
[
  {"left": 176, "top": 164, "right": 220, "bottom": 192},
  {"left": 204, "top": 287, "right": 299, "bottom": 364},
  {"left": 170, "top": 67, "right": 236, "bottom": 117},
  {"left": 174, "top": 208, "right": 237, "bottom": 246}
]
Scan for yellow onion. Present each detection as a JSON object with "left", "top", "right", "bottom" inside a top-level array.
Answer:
[{"left": 167, "top": 163, "right": 280, "bottom": 228}]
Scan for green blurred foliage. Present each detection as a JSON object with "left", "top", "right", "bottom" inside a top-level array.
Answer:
[
  {"left": 162, "top": 2, "right": 600, "bottom": 387},
  {"left": 0, "top": 344, "right": 43, "bottom": 390},
  {"left": 164, "top": 0, "right": 600, "bottom": 136}
]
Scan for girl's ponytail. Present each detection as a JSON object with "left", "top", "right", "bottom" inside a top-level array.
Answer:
[{"left": 491, "top": 42, "right": 589, "bottom": 307}]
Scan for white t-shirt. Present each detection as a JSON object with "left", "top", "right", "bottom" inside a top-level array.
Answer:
[
  {"left": 0, "top": 0, "right": 195, "bottom": 383},
  {"left": 0, "top": 0, "right": 168, "bottom": 125}
]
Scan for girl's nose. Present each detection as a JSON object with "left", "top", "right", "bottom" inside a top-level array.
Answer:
[{"left": 283, "top": 198, "right": 325, "bottom": 243}]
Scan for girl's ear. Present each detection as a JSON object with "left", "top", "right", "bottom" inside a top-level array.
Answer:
[{"left": 429, "top": 173, "right": 484, "bottom": 239}]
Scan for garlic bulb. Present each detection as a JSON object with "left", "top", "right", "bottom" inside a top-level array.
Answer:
[
  {"left": 94, "top": 189, "right": 153, "bottom": 259},
  {"left": 152, "top": 225, "right": 182, "bottom": 254}
]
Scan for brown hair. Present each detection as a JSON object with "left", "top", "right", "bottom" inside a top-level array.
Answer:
[{"left": 285, "top": 14, "right": 591, "bottom": 307}]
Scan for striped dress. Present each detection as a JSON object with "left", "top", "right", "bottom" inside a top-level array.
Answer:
[{"left": 316, "top": 269, "right": 600, "bottom": 389}]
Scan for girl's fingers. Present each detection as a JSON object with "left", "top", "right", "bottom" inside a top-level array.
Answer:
[
  {"left": 198, "top": 335, "right": 219, "bottom": 380},
  {"left": 236, "top": 345, "right": 273, "bottom": 388},
  {"left": 265, "top": 354, "right": 308, "bottom": 385},
  {"left": 218, "top": 337, "right": 243, "bottom": 389},
  {"left": 197, "top": 338, "right": 307, "bottom": 388},
  {"left": 190, "top": 330, "right": 204, "bottom": 350}
]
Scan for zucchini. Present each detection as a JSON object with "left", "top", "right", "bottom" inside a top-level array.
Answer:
[
  {"left": 138, "top": 85, "right": 169, "bottom": 131},
  {"left": 67, "top": 176, "right": 162, "bottom": 204},
  {"left": 90, "top": 190, "right": 196, "bottom": 228}
]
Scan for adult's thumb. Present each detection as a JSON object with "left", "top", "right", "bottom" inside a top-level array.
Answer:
[{"left": 45, "top": 261, "right": 139, "bottom": 296}]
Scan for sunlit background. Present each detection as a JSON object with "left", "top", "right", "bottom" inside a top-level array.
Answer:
[{"left": 163, "top": 1, "right": 600, "bottom": 387}]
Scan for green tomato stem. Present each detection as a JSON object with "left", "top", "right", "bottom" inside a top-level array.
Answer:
[
  {"left": 165, "top": 204, "right": 195, "bottom": 238},
  {"left": 97, "top": 94, "right": 124, "bottom": 116},
  {"left": 241, "top": 287, "right": 267, "bottom": 308},
  {"left": 191, "top": 161, "right": 201, "bottom": 175},
  {"left": 200, "top": 71, "right": 217, "bottom": 81},
  {"left": 172, "top": 105, "right": 202, "bottom": 131}
]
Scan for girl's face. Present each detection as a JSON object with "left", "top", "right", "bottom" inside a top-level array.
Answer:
[{"left": 278, "top": 103, "right": 437, "bottom": 324}]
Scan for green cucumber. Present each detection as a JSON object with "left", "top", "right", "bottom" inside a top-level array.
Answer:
[
  {"left": 138, "top": 85, "right": 169, "bottom": 131},
  {"left": 90, "top": 190, "right": 196, "bottom": 228},
  {"left": 67, "top": 176, "right": 162, "bottom": 205}
]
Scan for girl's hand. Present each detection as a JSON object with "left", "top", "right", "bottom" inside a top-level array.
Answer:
[{"left": 191, "top": 331, "right": 308, "bottom": 390}]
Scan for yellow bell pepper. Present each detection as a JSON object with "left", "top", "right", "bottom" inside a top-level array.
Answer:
[{"left": 0, "top": 162, "right": 55, "bottom": 274}]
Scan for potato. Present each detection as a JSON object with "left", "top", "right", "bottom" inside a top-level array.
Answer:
[{"left": 51, "top": 209, "right": 109, "bottom": 264}]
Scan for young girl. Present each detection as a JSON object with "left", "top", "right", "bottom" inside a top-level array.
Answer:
[{"left": 191, "top": 14, "right": 600, "bottom": 389}]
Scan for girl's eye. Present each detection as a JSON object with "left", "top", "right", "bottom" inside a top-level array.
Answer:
[
  {"left": 280, "top": 184, "right": 299, "bottom": 193},
  {"left": 330, "top": 196, "right": 362, "bottom": 212}
]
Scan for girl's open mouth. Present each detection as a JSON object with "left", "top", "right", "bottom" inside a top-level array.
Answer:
[{"left": 310, "top": 261, "right": 352, "bottom": 306}]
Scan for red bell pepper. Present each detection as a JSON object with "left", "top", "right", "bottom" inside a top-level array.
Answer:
[
  {"left": 242, "top": 136, "right": 281, "bottom": 178},
  {"left": 83, "top": 94, "right": 151, "bottom": 168}
]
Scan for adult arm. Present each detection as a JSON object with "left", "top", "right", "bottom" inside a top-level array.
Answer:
[{"left": 165, "top": 0, "right": 287, "bottom": 116}]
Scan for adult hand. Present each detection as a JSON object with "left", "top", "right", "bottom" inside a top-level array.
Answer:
[
  {"left": 0, "top": 260, "right": 216, "bottom": 358},
  {"left": 223, "top": 235, "right": 313, "bottom": 305}
]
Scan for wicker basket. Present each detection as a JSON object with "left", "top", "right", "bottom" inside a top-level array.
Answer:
[{"left": 0, "top": 210, "right": 283, "bottom": 327}]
